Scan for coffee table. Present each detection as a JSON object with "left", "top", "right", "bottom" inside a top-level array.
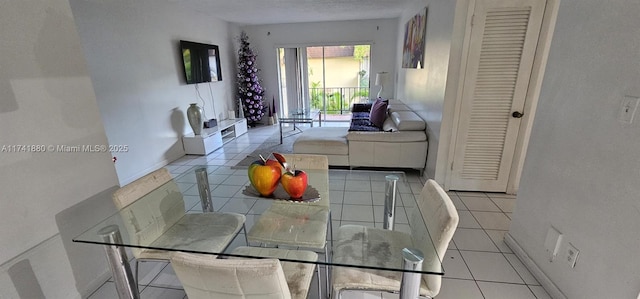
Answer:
[{"left": 278, "top": 109, "right": 321, "bottom": 144}]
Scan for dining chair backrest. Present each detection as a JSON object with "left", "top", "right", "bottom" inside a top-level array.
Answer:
[
  {"left": 171, "top": 252, "right": 292, "bottom": 299},
  {"left": 412, "top": 179, "right": 459, "bottom": 295},
  {"left": 112, "top": 168, "right": 186, "bottom": 257},
  {"left": 281, "top": 154, "right": 329, "bottom": 170},
  {"left": 281, "top": 154, "right": 329, "bottom": 208},
  {"left": 112, "top": 167, "right": 173, "bottom": 209}
]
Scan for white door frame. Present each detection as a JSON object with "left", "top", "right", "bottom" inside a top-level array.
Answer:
[{"left": 439, "top": 0, "right": 560, "bottom": 194}]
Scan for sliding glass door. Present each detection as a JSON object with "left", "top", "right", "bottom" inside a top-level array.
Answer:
[{"left": 277, "top": 44, "right": 371, "bottom": 122}]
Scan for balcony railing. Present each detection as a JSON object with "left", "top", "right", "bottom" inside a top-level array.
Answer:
[{"left": 309, "top": 87, "right": 370, "bottom": 115}]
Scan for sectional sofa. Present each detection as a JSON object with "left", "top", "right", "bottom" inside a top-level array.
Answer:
[{"left": 293, "top": 100, "right": 428, "bottom": 172}]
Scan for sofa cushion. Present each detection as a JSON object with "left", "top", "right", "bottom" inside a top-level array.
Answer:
[
  {"left": 386, "top": 99, "right": 411, "bottom": 113},
  {"left": 368, "top": 99, "right": 388, "bottom": 128},
  {"left": 390, "top": 111, "right": 426, "bottom": 131},
  {"left": 386, "top": 99, "right": 403, "bottom": 105},
  {"left": 349, "top": 119, "right": 382, "bottom": 132},
  {"left": 346, "top": 130, "right": 427, "bottom": 142},
  {"left": 388, "top": 104, "right": 411, "bottom": 114},
  {"left": 293, "top": 127, "right": 349, "bottom": 155},
  {"left": 351, "top": 111, "right": 371, "bottom": 120},
  {"left": 351, "top": 103, "right": 372, "bottom": 113},
  {"left": 382, "top": 117, "right": 398, "bottom": 132}
]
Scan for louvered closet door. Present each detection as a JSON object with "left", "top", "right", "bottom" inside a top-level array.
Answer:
[{"left": 450, "top": 0, "right": 545, "bottom": 191}]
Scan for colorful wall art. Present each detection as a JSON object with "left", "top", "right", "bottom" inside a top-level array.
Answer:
[{"left": 402, "top": 8, "right": 427, "bottom": 68}]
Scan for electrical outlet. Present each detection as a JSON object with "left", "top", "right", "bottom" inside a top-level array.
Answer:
[
  {"left": 619, "top": 96, "right": 639, "bottom": 123},
  {"left": 565, "top": 242, "right": 579, "bottom": 268}
]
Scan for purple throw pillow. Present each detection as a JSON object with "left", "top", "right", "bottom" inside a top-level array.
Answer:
[{"left": 368, "top": 99, "right": 388, "bottom": 128}]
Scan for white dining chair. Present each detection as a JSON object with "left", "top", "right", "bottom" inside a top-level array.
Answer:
[
  {"left": 248, "top": 154, "right": 332, "bottom": 297},
  {"left": 331, "top": 179, "right": 459, "bottom": 298},
  {"left": 171, "top": 247, "right": 319, "bottom": 299},
  {"left": 112, "top": 167, "right": 246, "bottom": 285}
]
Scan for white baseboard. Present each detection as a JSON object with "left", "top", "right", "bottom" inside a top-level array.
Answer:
[{"left": 504, "top": 233, "right": 567, "bottom": 299}]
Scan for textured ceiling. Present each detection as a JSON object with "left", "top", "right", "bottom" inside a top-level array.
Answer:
[{"left": 166, "top": 0, "right": 411, "bottom": 24}]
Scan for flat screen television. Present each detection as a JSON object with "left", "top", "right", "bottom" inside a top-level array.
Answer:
[{"left": 180, "top": 40, "right": 222, "bottom": 84}]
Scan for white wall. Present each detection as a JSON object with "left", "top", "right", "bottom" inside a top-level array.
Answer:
[
  {"left": 395, "top": 0, "right": 458, "bottom": 178},
  {"left": 70, "top": 0, "right": 239, "bottom": 185},
  {"left": 508, "top": 0, "right": 640, "bottom": 297},
  {"left": 0, "top": 0, "right": 119, "bottom": 297},
  {"left": 241, "top": 18, "right": 398, "bottom": 109}
]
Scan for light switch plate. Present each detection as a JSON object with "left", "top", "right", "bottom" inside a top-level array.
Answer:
[
  {"left": 544, "top": 226, "right": 563, "bottom": 261},
  {"left": 619, "top": 96, "right": 639, "bottom": 123}
]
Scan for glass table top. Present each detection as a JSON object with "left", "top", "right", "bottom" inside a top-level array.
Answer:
[
  {"left": 73, "top": 166, "right": 444, "bottom": 275},
  {"left": 279, "top": 109, "right": 320, "bottom": 121}
]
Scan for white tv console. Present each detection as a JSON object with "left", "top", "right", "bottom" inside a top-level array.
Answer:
[{"left": 182, "top": 118, "right": 248, "bottom": 155}]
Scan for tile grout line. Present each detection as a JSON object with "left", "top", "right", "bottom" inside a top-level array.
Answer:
[
  {"left": 142, "top": 262, "right": 170, "bottom": 292},
  {"left": 454, "top": 190, "right": 522, "bottom": 299},
  {"left": 453, "top": 247, "right": 487, "bottom": 299}
]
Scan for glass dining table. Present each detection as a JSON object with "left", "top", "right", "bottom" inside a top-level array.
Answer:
[{"left": 73, "top": 166, "right": 444, "bottom": 299}]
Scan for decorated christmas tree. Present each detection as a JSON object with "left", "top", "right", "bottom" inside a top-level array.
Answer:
[{"left": 236, "top": 31, "right": 265, "bottom": 126}]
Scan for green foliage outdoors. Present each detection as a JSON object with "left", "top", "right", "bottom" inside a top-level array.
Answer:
[
  {"left": 310, "top": 81, "right": 322, "bottom": 109},
  {"left": 310, "top": 81, "right": 369, "bottom": 114},
  {"left": 353, "top": 45, "right": 370, "bottom": 60},
  {"left": 326, "top": 91, "right": 346, "bottom": 113}
]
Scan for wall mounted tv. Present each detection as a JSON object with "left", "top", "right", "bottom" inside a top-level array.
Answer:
[{"left": 180, "top": 40, "right": 222, "bottom": 84}]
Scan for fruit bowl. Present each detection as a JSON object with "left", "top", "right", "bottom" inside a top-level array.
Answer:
[{"left": 242, "top": 184, "right": 320, "bottom": 203}]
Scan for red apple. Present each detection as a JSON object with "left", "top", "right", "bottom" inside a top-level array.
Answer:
[
  {"left": 273, "top": 152, "right": 289, "bottom": 171},
  {"left": 248, "top": 158, "right": 282, "bottom": 197},
  {"left": 265, "top": 158, "right": 282, "bottom": 171},
  {"left": 281, "top": 170, "right": 308, "bottom": 199}
]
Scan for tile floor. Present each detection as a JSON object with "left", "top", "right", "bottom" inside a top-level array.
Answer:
[{"left": 87, "top": 122, "right": 551, "bottom": 299}]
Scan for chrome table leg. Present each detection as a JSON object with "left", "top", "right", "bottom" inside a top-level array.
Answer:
[
  {"left": 383, "top": 175, "right": 399, "bottom": 230},
  {"left": 399, "top": 248, "right": 424, "bottom": 299},
  {"left": 279, "top": 118, "right": 283, "bottom": 144},
  {"left": 98, "top": 225, "right": 139, "bottom": 299},
  {"left": 195, "top": 167, "right": 214, "bottom": 212}
]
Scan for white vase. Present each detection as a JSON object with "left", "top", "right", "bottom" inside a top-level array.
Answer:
[{"left": 187, "top": 103, "right": 203, "bottom": 135}]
